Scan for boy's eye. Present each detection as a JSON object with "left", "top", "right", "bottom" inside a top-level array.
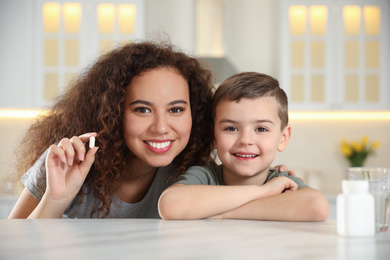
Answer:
[
  {"left": 135, "top": 107, "right": 151, "bottom": 113},
  {"left": 224, "top": 126, "right": 237, "bottom": 132},
  {"left": 169, "top": 107, "right": 184, "bottom": 113},
  {"left": 256, "top": 127, "right": 268, "bottom": 132}
]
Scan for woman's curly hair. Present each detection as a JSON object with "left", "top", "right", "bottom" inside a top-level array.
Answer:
[{"left": 15, "top": 40, "right": 215, "bottom": 217}]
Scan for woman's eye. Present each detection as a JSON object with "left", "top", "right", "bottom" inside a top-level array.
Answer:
[
  {"left": 135, "top": 107, "right": 151, "bottom": 113},
  {"left": 256, "top": 127, "right": 268, "bottom": 132},
  {"left": 224, "top": 126, "right": 237, "bottom": 132},
  {"left": 169, "top": 107, "right": 184, "bottom": 113}
]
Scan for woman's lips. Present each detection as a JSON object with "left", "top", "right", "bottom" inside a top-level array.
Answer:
[{"left": 145, "top": 140, "right": 174, "bottom": 153}]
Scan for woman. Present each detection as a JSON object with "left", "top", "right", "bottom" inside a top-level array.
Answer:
[{"left": 9, "top": 41, "right": 215, "bottom": 218}]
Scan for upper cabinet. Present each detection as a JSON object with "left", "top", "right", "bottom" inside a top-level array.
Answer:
[
  {"left": 34, "top": 0, "right": 144, "bottom": 108},
  {"left": 279, "top": 0, "right": 389, "bottom": 110},
  {"left": 0, "top": 0, "right": 143, "bottom": 109}
]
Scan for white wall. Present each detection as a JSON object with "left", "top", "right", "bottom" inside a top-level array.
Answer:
[
  {"left": 144, "top": 0, "right": 195, "bottom": 53},
  {"left": 0, "top": 0, "right": 34, "bottom": 108},
  {"left": 224, "top": 0, "right": 279, "bottom": 76},
  {"left": 273, "top": 119, "right": 390, "bottom": 195}
]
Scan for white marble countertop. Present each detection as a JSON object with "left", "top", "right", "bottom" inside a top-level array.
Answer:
[{"left": 0, "top": 219, "right": 389, "bottom": 260}]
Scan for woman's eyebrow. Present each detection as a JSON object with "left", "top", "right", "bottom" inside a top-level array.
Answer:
[
  {"left": 129, "top": 99, "right": 188, "bottom": 106},
  {"left": 130, "top": 100, "right": 152, "bottom": 106},
  {"left": 169, "top": 100, "right": 188, "bottom": 106}
]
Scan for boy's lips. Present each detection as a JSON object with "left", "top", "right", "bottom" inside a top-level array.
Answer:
[{"left": 233, "top": 153, "right": 259, "bottom": 159}]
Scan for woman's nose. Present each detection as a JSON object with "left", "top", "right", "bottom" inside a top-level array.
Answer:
[{"left": 150, "top": 112, "right": 170, "bottom": 134}]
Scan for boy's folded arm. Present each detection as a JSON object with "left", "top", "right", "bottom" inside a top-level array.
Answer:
[
  {"left": 214, "top": 187, "right": 330, "bottom": 221},
  {"left": 158, "top": 183, "right": 269, "bottom": 220}
]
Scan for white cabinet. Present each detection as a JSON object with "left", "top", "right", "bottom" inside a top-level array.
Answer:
[
  {"left": 34, "top": 0, "right": 145, "bottom": 108},
  {"left": 279, "top": 0, "right": 389, "bottom": 110},
  {"left": 0, "top": 0, "right": 144, "bottom": 109}
]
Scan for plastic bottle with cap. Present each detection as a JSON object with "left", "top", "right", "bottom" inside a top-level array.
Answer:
[{"left": 337, "top": 180, "right": 375, "bottom": 236}]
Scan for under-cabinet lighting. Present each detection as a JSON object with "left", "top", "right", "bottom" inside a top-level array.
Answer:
[
  {"left": 289, "top": 111, "right": 390, "bottom": 120},
  {"left": 0, "top": 109, "right": 46, "bottom": 119}
]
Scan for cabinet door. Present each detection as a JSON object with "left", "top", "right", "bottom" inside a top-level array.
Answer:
[
  {"left": 280, "top": 0, "right": 388, "bottom": 111},
  {"left": 337, "top": 1, "right": 388, "bottom": 110},
  {"left": 35, "top": 0, "right": 144, "bottom": 108}
]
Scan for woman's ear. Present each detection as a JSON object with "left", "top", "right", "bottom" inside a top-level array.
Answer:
[{"left": 277, "top": 125, "right": 291, "bottom": 152}]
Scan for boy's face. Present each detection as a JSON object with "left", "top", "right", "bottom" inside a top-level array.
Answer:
[{"left": 214, "top": 97, "right": 290, "bottom": 184}]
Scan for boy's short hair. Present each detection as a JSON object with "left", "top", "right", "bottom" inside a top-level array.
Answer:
[{"left": 213, "top": 72, "right": 289, "bottom": 130}]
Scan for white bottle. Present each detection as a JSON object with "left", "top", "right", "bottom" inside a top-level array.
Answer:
[{"left": 337, "top": 180, "right": 375, "bottom": 236}]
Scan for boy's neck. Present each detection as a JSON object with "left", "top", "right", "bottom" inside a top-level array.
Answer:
[{"left": 222, "top": 167, "right": 270, "bottom": 186}]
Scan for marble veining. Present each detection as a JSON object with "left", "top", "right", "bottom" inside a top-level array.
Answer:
[{"left": 0, "top": 219, "right": 389, "bottom": 260}]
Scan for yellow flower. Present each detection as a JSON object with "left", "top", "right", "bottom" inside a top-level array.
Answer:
[
  {"left": 371, "top": 141, "right": 380, "bottom": 150},
  {"left": 351, "top": 141, "right": 363, "bottom": 152},
  {"left": 340, "top": 136, "right": 381, "bottom": 167},
  {"left": 341, "top": 143, "right": 352, "bottom": 156},
  {"left": 361, "top": 136, "right": 369, "bottom": 146}
]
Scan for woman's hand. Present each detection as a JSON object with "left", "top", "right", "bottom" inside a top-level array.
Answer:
[{"left": 44, "top": 133, "right": 98, "bottom": 205}]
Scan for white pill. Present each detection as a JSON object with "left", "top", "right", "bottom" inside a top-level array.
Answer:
[{"left": 89, "top": 136, "right": 95, "bottom": 148}]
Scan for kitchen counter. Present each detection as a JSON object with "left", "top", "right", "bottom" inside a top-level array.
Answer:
[{"left": 0, "top": 219, "right": 389, "bottom": 260}]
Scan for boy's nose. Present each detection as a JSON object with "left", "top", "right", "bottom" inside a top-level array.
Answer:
[{"left": 238, "top": 130, "right": 254, "bottom": 146}]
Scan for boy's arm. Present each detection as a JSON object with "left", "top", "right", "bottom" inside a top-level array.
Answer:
[
  {"left": 158, "top": 184, "right": 263, "bottom": 219},
  {"left": 158, "top": 176, "right": 299, "bottom": 220},
  {"left": 214, "top": 187, "right": 329, "bottom": 221}
]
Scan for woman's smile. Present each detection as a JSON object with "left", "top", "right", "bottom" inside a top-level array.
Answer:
[
  {"left": 122, "top": 67, "right": 192, "bottom": 168},
  {"left": 145, "top": 140, "right": 174, "bottom": 153}
]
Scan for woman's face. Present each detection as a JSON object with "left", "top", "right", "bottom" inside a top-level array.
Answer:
[{"left": 123, "top": 67, "right": 192, "bottom": 168}]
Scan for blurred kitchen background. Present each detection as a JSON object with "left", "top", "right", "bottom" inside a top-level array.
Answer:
[{"left": 1, "top": 0, "right": 389, "bottom": 218}]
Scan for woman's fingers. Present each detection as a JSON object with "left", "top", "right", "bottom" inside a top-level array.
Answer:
[
  {"left": 48, "top": 133, "right": 97, "bottom": 167},
  {"left": 47, "top": 144, "right": 67, "bottom": 164},
  {"left": 79, "top": 147, "right": 99, "bottom": 178},
  {"left": 58, "top": 138, "right": 75, "bottom": 166},
  {"left": 78, "top": 132, "right": 97, "bottom": 143},
  {"left": 70, "top": 136, "right": 86, "bottom": 162}
]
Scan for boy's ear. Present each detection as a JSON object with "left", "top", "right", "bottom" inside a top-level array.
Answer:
[{"left": 277, "top": 125, "right": 291, "bottom": 152}]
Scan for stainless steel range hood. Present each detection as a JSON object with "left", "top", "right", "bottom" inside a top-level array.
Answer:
[{"left": 197, "top": 57, "right": 238, "bottom": 84}]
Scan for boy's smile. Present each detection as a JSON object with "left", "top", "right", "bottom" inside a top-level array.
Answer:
[
  {"left": 214, "top": 97, "right": 290, "bottom": 185},
  {"left": 233, "top": 152, "right": 259, "bottom": 160}
]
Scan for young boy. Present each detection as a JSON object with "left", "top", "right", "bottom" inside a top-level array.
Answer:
[{"left": 158, "top": 72, "right": 329, "bottom": 221}]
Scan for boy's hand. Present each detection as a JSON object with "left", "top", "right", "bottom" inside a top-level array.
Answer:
[
  {"left": 270, "top": 164, "right": 303, "bottom": 181},
  {"left": 261, "top": 176, "right": 298, "bottom": 197}
]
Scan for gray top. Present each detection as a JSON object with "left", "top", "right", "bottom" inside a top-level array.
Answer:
[
  {"left": 176, "top": 164, "right": 309, "bottom": 189},
  {"left": 21, "top": 151, "right": 176, "bottom": 218}
]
